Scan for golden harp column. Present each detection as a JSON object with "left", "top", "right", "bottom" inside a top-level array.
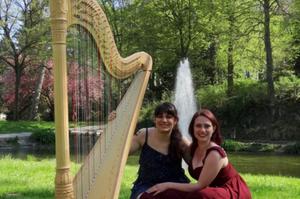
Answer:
[{"left": 49, "top": 0, "right": 74, "bottom": 198}]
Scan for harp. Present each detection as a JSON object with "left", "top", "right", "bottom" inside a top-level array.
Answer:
[{"left": 49, "top": 0, "right": 152, "bottom": 198}]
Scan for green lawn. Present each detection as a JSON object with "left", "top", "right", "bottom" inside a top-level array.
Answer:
[
  {"left": 0, "top": 121, "right": 54, "bottom": 134},
  {"left": 0, "top": 121, "right": 97, "bottom": 134},
  {"left": 0, "top": 155, "right": 300, "bottom": 199},
  {"left": 0, "top": 155, "right": 55, "bottom": 199}
]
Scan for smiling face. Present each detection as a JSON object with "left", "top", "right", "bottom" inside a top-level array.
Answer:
[
  {"left": 153, "top": 102, "right": 178, "bottom": 134},
  {"left": 193, "top": 116, "right": 215, "bottom": 143},
  {"left": 154, "top": 113, "right": 177, "bottom": 133}
]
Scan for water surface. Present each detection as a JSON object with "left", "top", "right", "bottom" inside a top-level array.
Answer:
[{"left": 229, "top": 152, "right": 300, "bottom": 177}]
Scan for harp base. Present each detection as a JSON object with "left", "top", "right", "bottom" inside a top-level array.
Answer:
[{"left": 55, "top": 168, "right": 74, "bottom": 199}]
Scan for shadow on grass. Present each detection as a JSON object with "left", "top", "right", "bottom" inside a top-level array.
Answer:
[{"left": 0, "top": 189, "right": 54, "bottom": 199}]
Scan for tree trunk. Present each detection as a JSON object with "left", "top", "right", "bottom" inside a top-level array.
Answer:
[
  {"left": 28, "top": 64, "right": 46, "bottom": 120},
  {"left": 263, "top": 0, "right": 275, "bottom": 105},
  {"left": 208, "top": 38, "right": 217, "bottom": 84},
  {"left": 294, "top": 55, "right": 300, "bottom": 76},
  {"left": 13, "top": 66, "right": 21, "bottom": 121},
  {"left": 227, "top": 39, "right": 234, "bottom": 97},
  {"left": 227, "top": 12, "right": 235, "bottom": 97}
]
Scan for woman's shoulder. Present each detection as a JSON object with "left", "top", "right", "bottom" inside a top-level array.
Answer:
[
  {"left": 204, "top": 144, "right": 228, "bottom": 168},
  {"left": 136, "top": 127, "right": 156, "bottom": 135},
  {"left": 135, "top": 127, "right": 155, "bottom": 144},
  {"left": 179, "top": 137, "right": 191, "bottom": 150},
  {"left": 206, "top": 144, "right": 227, "bottom": 158}
]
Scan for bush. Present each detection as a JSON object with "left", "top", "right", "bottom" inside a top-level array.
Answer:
[
  {"left": 30, "top": 128, "right": 55, "bottom": 145},
  {"left": 222, "top": 139, "right": 245, "bottom": 152},
  {"left": 275, "top": 75, "right": 300, "bottom": 101},
  {"left": 283, "top": 142, "right": 300, "bottom": 154},
  {"left": 195, "top": 78, "right": 300, "bottom": 140},
  {"left": 246, "top": 143, "right": 278, "bottom": 152},
  {"left": 195, "top": 79, "right": 269, "bottom": 130},
  {"left": 137, "top": 102, "right": 157, "bottom": 129}
]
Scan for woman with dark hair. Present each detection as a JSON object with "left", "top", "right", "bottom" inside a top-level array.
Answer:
[
  {"left": 127, "top": 102, "right": 190, "bottom": 199},
  {"left": 147, "top": 109, "right": 251, "bottom": 199}
]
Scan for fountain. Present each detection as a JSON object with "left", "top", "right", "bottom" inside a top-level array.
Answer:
[{"left": 174, "top": 58, "right": 198, "bottom": 141}]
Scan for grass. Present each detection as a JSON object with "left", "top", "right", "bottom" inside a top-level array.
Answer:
[
  {"left": 0, "top": 121, "right": 98, "bottom": 134},
  {"left": 245, "top": 174, "right": 300, "bottom": 198},
  {"left": 0, "top": 121, "right": 54, "bottom": 134},
  {"left": 0, "top": 155, "right": 55, "bottom": 199},
  {"left": 0, "top": 155, "right": 300, "bottom": 199}
]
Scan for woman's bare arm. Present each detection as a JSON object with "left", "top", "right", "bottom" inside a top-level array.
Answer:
[
  {"left": 147, "top": 150, "right": 226, "bottom": 194},
  {"left": 129, "top": 129, "right": 146, "bottom": 155},
  {"left": 181, "top": 137, "right": 192, "bottom": 164}
]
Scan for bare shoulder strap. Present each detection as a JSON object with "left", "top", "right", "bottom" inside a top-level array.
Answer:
[
  {"left": 203, "top": 146, "right": 227, "bottom": 163},
  {"left": 145, "top": 128, "right": 149, "bottom": 144}
]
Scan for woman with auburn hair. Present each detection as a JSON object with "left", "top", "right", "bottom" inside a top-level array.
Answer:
[{"left": 146, "top": 109, "right": 251, "bottom": 199}]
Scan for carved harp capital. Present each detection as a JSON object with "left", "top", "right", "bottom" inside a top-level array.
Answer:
[
  {"left": 139, "top": 52, "right": 153, "bottom": 71},
  {"left": 50, "top": 0, "right": 68, "bottom": 44},
  {"left": 67, "top": 0, "right": 152, "bottom": 78}
]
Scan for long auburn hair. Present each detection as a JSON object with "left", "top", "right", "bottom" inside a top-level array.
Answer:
[
  {"left": 188, "top": 109, "right": 222, "bottom": 157},
  {"left": 154, "top": 102, "right": 182, "bottom": 160}
]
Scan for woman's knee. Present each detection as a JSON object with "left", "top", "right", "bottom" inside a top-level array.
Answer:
[
  {"left": 139, "top": 192, "right": 155, "bottom": 199},
  {"left": 140, "top": 189, "right": 184, "bottom": 199},
  {"left": 158, "top": 189, "right": 185, "bottom": 199},
  {"left": 185, "top": 188, "right": 228, "bottom": 199}
]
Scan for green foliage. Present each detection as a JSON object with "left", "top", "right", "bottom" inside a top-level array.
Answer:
[
  {"left": 283, "top": 142, "right": 300, "bottom": 154},
  {"left": 30, "top": 129, "right": 55, "bottom": 145},
  {"left": 257, "top": 143, "right": 280, "bottom": 153},
  {"left": 233, "top": 79, "right": 268, "bottom": 102},
  {"left": 246, "top": 143, "right": 279, "bottom": 153},
  {"left": 222, "top": 140, "right": 282, "bottom": 153},
  {"left": 275, "top": 75, "right": 300, "bottom": 101},
  {"left": 137, "top": 101, "right": 158, "bottom": 128},
  {"left": 196, "top": 83, "right": 227, "bottom": 108},
  {"left": 222, "top": 139, "right": 245, "bottom": 152},
  {"left": 196, "top": 79, "right": 268, "bottom": 110},
  {"left": 139, "top": 76, "right": 300, "bottom": 141},
  {"left": 0, "top": 121, "right": 54, "bottom": 134},
  {"left": 196, "top": 79, "right": 269, "bottom": 132}
]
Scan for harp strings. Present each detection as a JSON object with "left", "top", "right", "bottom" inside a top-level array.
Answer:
[
  {"left": 67, "top": 23, "right": 102, "bottom": 197},
  {"left": 67, "top": 15, "right": 128, "bottom": 199},
  {"left": 66, "top": 1, "right": 138, "bottom": 198}
]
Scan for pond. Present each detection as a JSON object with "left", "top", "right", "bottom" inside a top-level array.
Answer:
[
  {"left": 229, "top": 152, "right": 300, "bottom": 178},
  {"left": 1, "top": 148, "right": 300, "bottom": 178}
]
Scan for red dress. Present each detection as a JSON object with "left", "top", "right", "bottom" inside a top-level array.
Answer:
[{"left": 141, "top": 146, "right": 251, "bottom": 199}]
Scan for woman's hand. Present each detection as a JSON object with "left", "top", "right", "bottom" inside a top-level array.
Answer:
[
  {"left": 147, "top": 182, "right": 170, "bottom": 196},
  {"left": 107, "top": 111, "right": 116, "bottom": 121}
]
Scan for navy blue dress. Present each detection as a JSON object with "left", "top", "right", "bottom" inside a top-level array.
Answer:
[{"left": 130, "top": 128, "right": 190, "bottom": 199}]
